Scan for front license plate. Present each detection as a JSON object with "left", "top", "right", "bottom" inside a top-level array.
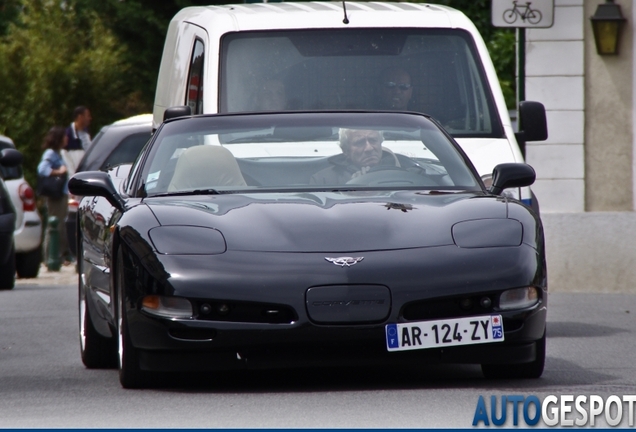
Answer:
[{"left": 385, "top": 315, "right": 504, "bottom": 352}]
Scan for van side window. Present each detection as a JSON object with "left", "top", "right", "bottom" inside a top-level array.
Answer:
[{"left": 186, "top": 39, "right": 204, "bottom": 114}]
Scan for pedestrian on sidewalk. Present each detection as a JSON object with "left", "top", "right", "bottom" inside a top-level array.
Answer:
[
  {"left": 63, "top": 106, "right": 92, "bottom": 177},
  {"left": 37, "top": 126, "right": 72, "bottom": 266}
]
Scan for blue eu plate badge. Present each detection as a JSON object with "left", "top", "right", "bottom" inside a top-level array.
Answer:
[{"left": 386, "top": 324, "right": 399, "bottom": 349}]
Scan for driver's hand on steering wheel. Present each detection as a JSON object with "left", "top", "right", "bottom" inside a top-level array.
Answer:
[{"left": 350, "top": 166, "right": 372, "bottom": 179}]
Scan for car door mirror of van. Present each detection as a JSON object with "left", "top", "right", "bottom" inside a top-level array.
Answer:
[
  {"left": 489, "top": 163, "right": 536, "bottom": 196},
  {"left": 515, "top": 101, "right": 548, "bottom": 157},
  {"left": 163, "top": 106, "right": 192, "bottom": 122}
]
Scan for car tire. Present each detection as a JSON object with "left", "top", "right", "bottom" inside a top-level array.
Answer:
[
  {"left": 116, "top": 246, "right": 149, "bottom": 389},
  {"left": 481, "top": 331, "right": 546, "bottom": 379},
  {"left": 0, "top": 246, "right": 16, "bottom": 290},
  {"left": 16, "top": 247, "right": 42, "bottom": 279},
  {"left": 79, "top": 244, "right": 117, "bottom": 369}
]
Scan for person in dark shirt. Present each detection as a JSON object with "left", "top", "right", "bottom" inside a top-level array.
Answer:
[
  {"left": 252, "top": 79, "right": 287, "bottom": 111},
  {"left": 376, "top": 67, "right": 413, "bottom": 111}
]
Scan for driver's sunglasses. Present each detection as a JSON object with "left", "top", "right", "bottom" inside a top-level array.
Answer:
[{"left": 384, "top": 82, "right": 412, "bottom": 91}]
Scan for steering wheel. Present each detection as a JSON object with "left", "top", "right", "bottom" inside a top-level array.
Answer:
[{"left": 346, "top": 165, "right": 439, "bottom": 187}]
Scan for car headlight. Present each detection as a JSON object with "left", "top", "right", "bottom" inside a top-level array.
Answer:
[
  {"left": 142, "top": 295, "right": 193, "bottom": 319},
  {"left": 149, "top": 225, "right": 226, "bottom": 254},
  {"left": 452, "top": 219, "right": 522, "bottom": 248},
  {"left": 498, "top": 287, "right": 539, "bottom": 310}
]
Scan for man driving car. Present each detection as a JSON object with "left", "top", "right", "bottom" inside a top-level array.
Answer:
[{"left": 310, "top": 129, "right": 400, "bottom": 185}]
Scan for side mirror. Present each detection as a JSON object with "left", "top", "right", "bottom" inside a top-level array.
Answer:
[
  {"left": 163, "top": 106, "right": 192, "bottom": 122},
  {"left": 68, "top": 171, "right": 126, "bottom": 212},
  {"left": 515, "top": 101, "right": 548, "bottom": 157},
  {"left": 0, "top": 148, "right": 23, "bottom": 167},
  {"left": 489, "top": 163, "right": 536, "bottom": 196}
]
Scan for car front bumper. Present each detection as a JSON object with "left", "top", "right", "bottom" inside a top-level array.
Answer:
[
  {"left": 129, "top": 303, "right": 545, "bottom": 372},
  {"left": 119, "top": 245, "right": 547, "bottom": 372}
]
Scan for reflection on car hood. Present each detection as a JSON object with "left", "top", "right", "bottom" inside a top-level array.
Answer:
[{"left": 145, "top": 190, "right": 507, "bottom": 253}]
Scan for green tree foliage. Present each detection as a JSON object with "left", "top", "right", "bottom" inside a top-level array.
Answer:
[
  {"left": 73, "top": 0, "right": 229, "bottom": 113},
  {"left": 487, "top": 29, "right": 516, "bottom": 109},
  {"left": 0, "top": 0, "right": 131, "bottom": 185},
  {"left": 0, "top": 0, "right": 21, "bottom": 36}
]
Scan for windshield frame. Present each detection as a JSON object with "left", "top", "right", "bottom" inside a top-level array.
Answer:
[{"left": 131, "top": 111, "right": 484, "bottom": 198}]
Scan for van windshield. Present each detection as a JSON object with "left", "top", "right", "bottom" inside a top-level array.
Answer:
[{"left": 220, "top": 29, "right": 503, "bottom": 139}]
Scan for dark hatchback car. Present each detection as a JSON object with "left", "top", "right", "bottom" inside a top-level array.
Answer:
[
  {"left": 66, "top": 114, "right": 151, "bottom": 257},
  {"left": 70, "top": 110, "right": 547, "bottom": 388}
]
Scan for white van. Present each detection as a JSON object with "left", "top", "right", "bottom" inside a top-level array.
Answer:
[{"left": 154, "top": 2, "right": 547, "bottom": 209}]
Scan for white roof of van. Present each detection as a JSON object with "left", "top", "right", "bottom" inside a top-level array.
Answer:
[
  {"left": 176, "top": 2, "right": 473, "bottom": 30},
  {"left": 206, "top": 1, "right": 454, "bottom": 13},
  {"left": 112, "top": 114, "right": 153, "bottom": 126}
]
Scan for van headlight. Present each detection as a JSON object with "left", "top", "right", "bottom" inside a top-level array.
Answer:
[{"left": 498, "top": 287, "right": 539, "bottom": 310}]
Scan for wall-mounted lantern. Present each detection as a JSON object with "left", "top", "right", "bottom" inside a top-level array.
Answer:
[{"left": 590, "top": 0, "right": 626, "bottom": 55}]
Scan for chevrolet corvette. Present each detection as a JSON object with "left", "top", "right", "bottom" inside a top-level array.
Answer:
[{"left": 69, "top": 110, "right": 546, "bottom": 388}]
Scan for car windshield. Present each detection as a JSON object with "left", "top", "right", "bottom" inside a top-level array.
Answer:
[
  {"left": 220, "top": 28, "right": 503, "bottom": 138},
  {"left": 101, "top": 132, "right": 151, "bottom": 170},
  {"left": 140, "top": 113, "right": 480, "bottom": 196}
]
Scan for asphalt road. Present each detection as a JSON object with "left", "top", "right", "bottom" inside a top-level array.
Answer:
[{"left": 1, "top": 275, "right": 636, "bottom": 428}]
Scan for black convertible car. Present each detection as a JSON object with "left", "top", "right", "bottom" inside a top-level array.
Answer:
[{"left": 70, "top": 110, "right": 547, "bottom": 388}]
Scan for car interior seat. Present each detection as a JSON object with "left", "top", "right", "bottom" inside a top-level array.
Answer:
[{"left": 168, "top": 145, "right": 247, "bottom": 191}]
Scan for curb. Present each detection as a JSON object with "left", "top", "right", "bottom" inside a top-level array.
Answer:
[{"left": 16, "top": 263, "right": 78, "bottom": 286}]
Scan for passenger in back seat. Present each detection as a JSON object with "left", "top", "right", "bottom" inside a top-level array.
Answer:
[{"left": 252, "top": 79, "right": 287, "bottom": 112}]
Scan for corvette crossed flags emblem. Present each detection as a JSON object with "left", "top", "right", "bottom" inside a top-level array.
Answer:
[{"left": 324, "top": 257, "right": 364, "bottom": 267}]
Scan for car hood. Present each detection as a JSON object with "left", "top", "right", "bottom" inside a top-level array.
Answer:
[{"left": 145, "top": 190, "right": 507, "bottom": 253}]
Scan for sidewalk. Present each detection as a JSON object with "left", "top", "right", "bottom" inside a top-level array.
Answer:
[{"left": 15, "top": 264, "right": 78, "bottom": 286}]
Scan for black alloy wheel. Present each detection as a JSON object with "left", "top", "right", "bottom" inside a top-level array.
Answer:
[
  {"left": 79, "top": 241, "right": 117, "bottom": 368},
  {"left": 0, "top": 245, "right": 16, "bottom": 290},
  {"left": 116, "top": 246, "right": 149, "bottom": 389},
  {"left": 16, "top": 247, "right": 42, "bottom": 279}
]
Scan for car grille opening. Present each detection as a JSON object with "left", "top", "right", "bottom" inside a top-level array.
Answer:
[
  {"left": 192, "top": 299, "right": 297, "bottom": 324},
  {"left": 402, "top": 294, "right": 496, "bottom": 321},
  {"left": 168, "top": 328, "right": 217, "bottom": 341},
  {"left": 502, "top": 319, "right": 523, "bottom": 332}
]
